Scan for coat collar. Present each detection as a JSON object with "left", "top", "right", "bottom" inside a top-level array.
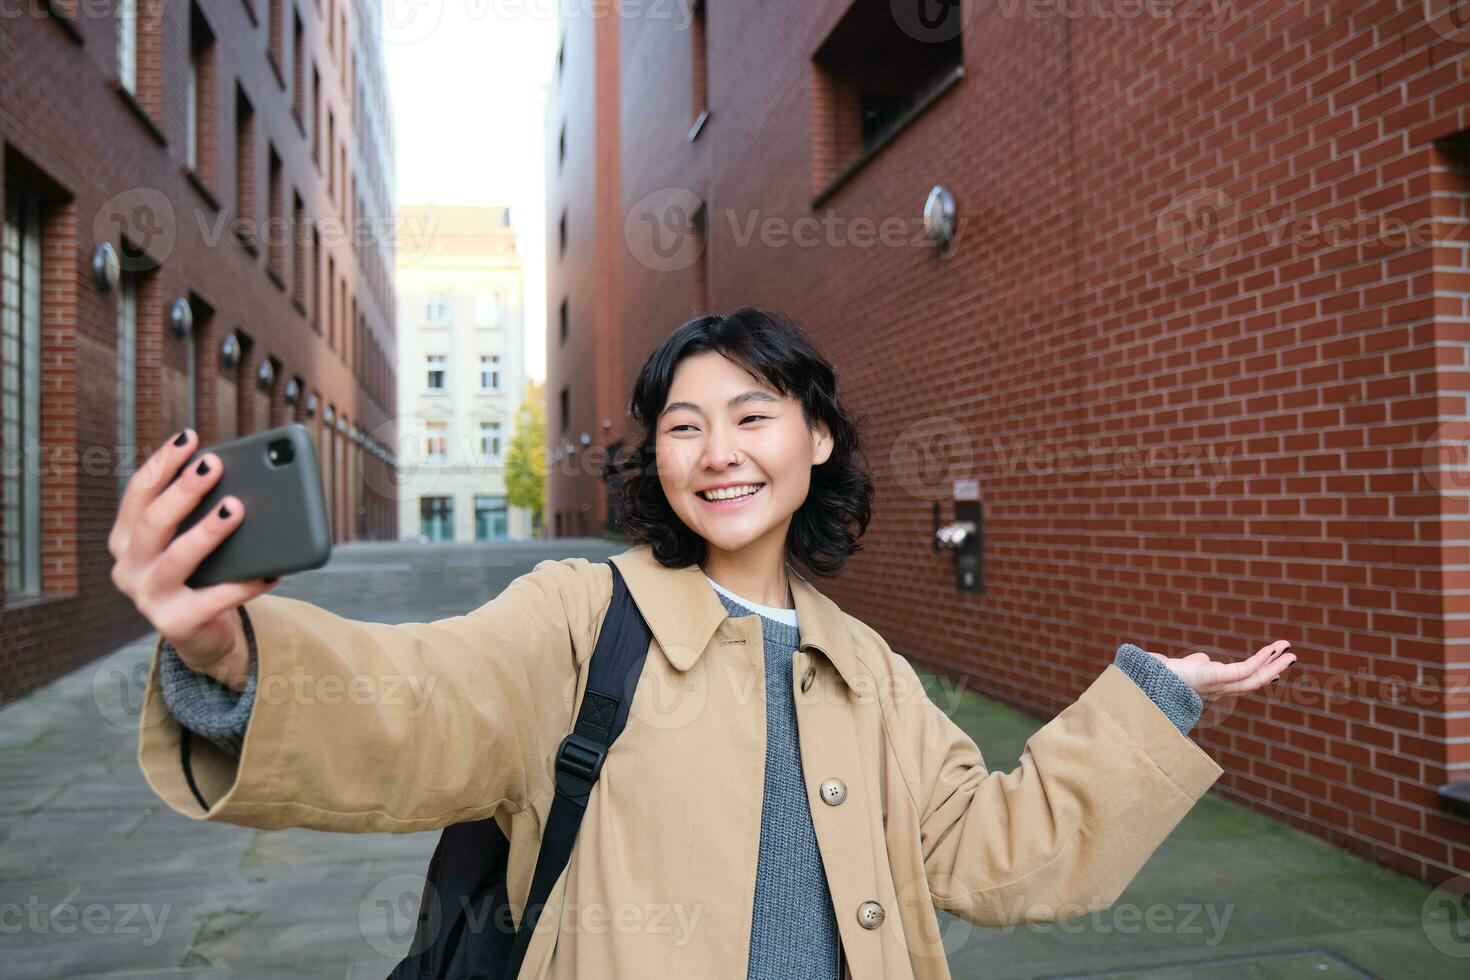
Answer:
[{"left": 608, "top": 542, "right": 862, "bottom": 691}]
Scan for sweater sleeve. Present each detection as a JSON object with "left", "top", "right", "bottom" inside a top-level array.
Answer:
[
  {"left": 1111, "top": 642, "right": 1204, "bottom": 736},
  {"left": 157, "top": 606, "right": 259, "bottom": 759}
]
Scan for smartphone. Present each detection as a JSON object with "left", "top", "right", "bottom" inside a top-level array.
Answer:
[{"left": 169, "top": 423, "right": 333, "bottom": 588}]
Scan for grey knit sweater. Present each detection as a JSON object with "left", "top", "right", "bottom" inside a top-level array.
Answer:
[{"left": 158, "top": 597, "right": 1204, "bottom": 976}]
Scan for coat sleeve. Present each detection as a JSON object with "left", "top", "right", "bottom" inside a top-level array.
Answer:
[
  {"left": 135, "top": 556, "right": 602, "bottom": 833},
  {"left": 888, "top": 654, "right": 1224, "bottom": 926}
]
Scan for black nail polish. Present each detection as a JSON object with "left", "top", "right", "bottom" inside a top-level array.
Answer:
[
  {"left": 218, "top": 504, "right": 231, "bottom": 519},
  {"left": 196, "top": 459, "right": 210, "bottom": 477},
  {"left": 173, "top": 430, "right": 189, "bottom": 446}
]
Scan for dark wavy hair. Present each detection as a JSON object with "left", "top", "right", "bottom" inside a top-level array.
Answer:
[{"left": 601, "top": 307, "right": 874, "bottom": 577}]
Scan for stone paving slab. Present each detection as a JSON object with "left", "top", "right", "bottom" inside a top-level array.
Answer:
[{"left": 0, "top": 540, "right": 1458, "bottom": 978}]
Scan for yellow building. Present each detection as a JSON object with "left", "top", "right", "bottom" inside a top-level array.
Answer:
[{"left": 394, "top": 205, "right": 531, "bottom": 541}]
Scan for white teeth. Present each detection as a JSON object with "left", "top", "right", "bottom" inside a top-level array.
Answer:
[{"left": 700, "top": 484, "right": 763, "bottom": 501}]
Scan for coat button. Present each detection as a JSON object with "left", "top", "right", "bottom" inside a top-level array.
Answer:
[
  {"left": 857, "top": 900, "right": 885, "bottom": 929},
  {"left": 819, "top": 778, "right": 847, "bottom": 806},
  {"left": 800, "top": 666, "right": 816, "bottom": 692}
]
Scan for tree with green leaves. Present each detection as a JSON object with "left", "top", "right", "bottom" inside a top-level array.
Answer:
[{"left": 506, "top": 379, "right": 546, "bottom": 536}]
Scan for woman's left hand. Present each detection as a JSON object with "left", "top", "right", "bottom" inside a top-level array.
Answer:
[{"left": 1142, "top": 639, "right": 1296, "bottom": 702}]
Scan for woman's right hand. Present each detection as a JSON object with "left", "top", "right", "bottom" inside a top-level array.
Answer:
[{"left": 109, "top": 429, "right": 282, "bottom": 692}]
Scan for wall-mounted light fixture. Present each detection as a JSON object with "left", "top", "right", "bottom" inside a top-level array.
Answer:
[
  {"left": 284, "top": 378, "right": 301, "bottom": 404},
  {"left": 220, "top": 333, "right": 241, "bottom": 369},
  {"left": 923, "top": 185, "right": 957, "bottom": 252},
  {"left": 323, "top": 405, "right": 335, "bottom": 425},
  {"left": 92, "top": 243, "right": 119, "bottom": 293},
  {"left": 305, "top": 393, "right": 318, "bottom": 418},
  {"left": 256, "top": 359, "right": 275, "bottom": 390},
  {"left": 168, "top": 298, "right": 192, "bottom": 338}
]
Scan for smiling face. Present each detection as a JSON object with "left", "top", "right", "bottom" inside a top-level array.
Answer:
[{"left": 655, "top": 351, "right": 833, "bottom": 558}]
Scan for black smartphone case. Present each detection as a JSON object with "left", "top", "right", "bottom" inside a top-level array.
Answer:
[{"left": 171, "top": 423, "right": 333, "bottom": 588}]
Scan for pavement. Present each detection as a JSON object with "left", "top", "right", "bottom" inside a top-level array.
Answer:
[{"left": 0, "top": 540, "right": 1460, "bottom": 979}]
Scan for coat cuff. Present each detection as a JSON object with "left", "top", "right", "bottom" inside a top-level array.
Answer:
[
  {"left": 157, "top": 607, "right": 259, "bottom": 758},
  {"left": 1112, "top": 643, "right": 1204, "bottom": 736}
]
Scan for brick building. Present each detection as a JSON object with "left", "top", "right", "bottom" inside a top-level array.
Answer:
[
  {"left": 547, "top": 1, "right": 1470, "bottom": 885},
  {"left": 0, "top": 0, "right": 398, "bottom": 706}
]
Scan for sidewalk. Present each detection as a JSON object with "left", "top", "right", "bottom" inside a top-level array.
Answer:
[{"left": 0, "top": 541, "right": 1456, "bottom": 978}]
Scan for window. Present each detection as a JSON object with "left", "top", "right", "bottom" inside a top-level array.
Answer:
[
  {"left": 811, "top": 0, "right": 964, "bottom": 197},
  {"left": 558, "top": 122, "right": 566, "bottom": 169},
  {"left": 419, "top": 496, "right": 452, "bottom": 542},
  {"left": 310, "top": 225, "right": 320, "bottom": 329},
  {"left": 234, "top": 86, "right": 255, "bottom": 244},
  {"left": 424, "top": 420, "right": 447, "bottom": 458},
  {"left": 116, "top": 270, "right": 137, "bottom": 491},
  {"left": 116, "top": 0, "right": 137, "bottom": 93},
  {"left": 479, "top": 421, "right": 502, "bottom": 459},
  {"left": 478, "top": 354, "right": 501, "bottom": 391},
  {"left": 311, "top": 63, "right": 321, "bottom": 161},
  {"left": 268, "top": 0, "right": 284, "bottom": 80},
  {"left": 691, "top": 0, "right": 708, "bottom": 131},
  {"left": 425, "top": 354, "right": 446, "bottom": 392},
  {"left": 327, "top": 109, "right": 335, "bottom": 198},
  {"left": 425, "top": 294, "right": 450, "bottom": 325},
  {"left": 326, "top": 253, "right": 335, "bottom": 346},
  {"left": 186, "top": 6, "right": 216, "bottom": 181},
  {"left": 292, "top": 11, "right": 305, "bottom": 126},
  {"left": 559, "top": 386, "right": 569, "bottom": 434},
  {"left": 474, "top": 495, "right": 507, "bottom": 541},
  {"left": 291, "top": 192, "right": 306, "bottom": 308},
  {"left": 558, "top": 209, "right": 567, "bottom": 257},
  {"left": 559, "top": 297, "right": 568, "bottom": 345},
  {"left": 2, "top": 182, "right": 43, "bottom": 596},
  {"left": 474, "top": 292, "right": 500, "bottom": 327},
  {"left": 267, "top": 145, "right": 284, "bottom": 286}
]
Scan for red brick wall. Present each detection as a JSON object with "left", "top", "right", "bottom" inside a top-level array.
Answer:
[
  {"left": 545, "top": 13, "right": 625, "bottom": 537},
  {"left": 0, "top": 5, "right": 397, "bottom": 707},
  {"left": 587, "top": 1, "right": 1470, "bottom": 883}
]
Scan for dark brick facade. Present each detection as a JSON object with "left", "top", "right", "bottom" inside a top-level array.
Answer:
[
  {"left": 0, "top": 0, "right": 398, "bottom": 706},
  {"left": 548, "top": 1, "right": 1470, "bottom": 884}
]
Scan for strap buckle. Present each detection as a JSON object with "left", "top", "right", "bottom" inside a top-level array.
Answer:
[{"left": 554, "top": 732, "right": 607, "bottom": 803}]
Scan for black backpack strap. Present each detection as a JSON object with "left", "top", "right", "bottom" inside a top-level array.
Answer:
[{"left": 502, "top": 559, "right": 651, "bottom": 977}]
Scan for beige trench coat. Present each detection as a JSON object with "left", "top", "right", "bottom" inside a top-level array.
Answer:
[{"left": 137, "top": 542, "right": 1224, "bottom": 979}]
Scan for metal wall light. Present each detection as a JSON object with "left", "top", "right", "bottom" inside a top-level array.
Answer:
[
  {"left": 92, "top": 243, "right": 119, "bottom": 293},
  {"left": 256, "top": 359, "right": 275, "bottom": 390},
  {"left": 305, "top": 393, "right": 318, "bottom": 418},
  {"left": 923, "top": 185, "right": 957, "bottom": 252},
  {"left": 284, "top": 378, "right": 301, "bottom": 404},
  {"left": 220, "top": 333, "right": 240, "bottom": 369},
  {"left": 168, "top": 298, "right": 192, "bottom": 338}
]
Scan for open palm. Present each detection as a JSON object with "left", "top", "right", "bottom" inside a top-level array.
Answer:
[{"left": 1143, "top": 640, "right": 1296, "bottom": 703}]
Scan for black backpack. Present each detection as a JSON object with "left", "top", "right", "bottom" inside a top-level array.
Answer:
[{"left": 386, "top": 560, "right": 651, "bottom": 980}]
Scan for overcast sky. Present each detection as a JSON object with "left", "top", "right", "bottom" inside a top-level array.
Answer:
[{"left": 383, "top": 1, "right": 560, "bottom": 383}]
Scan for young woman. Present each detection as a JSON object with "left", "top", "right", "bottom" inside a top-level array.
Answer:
[{"left": 112, "top": 308, "right": 1296, "bottom": 980}]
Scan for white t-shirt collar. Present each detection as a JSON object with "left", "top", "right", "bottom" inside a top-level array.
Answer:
[{"left": 704, "top": 575, "right": 798, "bottom": 627}]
